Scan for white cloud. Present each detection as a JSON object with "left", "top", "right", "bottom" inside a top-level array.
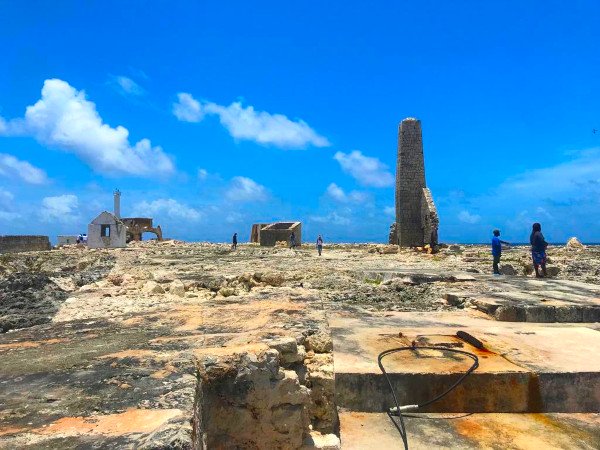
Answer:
[
  {"left": 333, "top": 150, "right": 394, "bottom": 187},
  {"left": 173, "top": 93, "right": 329, "bottom": 149},
  {"left": 226, "top": 176, "right": 268, "bottom": 202},
  {"left": 111, "top": 75, "right": 144, "bottom": 96},
  {"left": 0, "top": 211, "right": 20, "bottom": 221},
  {"left": 41, "top": 194, "right": 79, "bottom": 223},
  {"left": 225, "top": 177, "right": 269, "bottom": 202},
  {"left": 132, "top": 198, "right": 202, "bottom": 221},
  {"left": 198, "top": 168, "right": 208, "bottom": 180},
  {"left": 326, "top": 183, "right": 369, "bottom": 203},
  {"left": 1, "top": 79, "right": 174, "bottom": 177},
  {"left": 0, "top": 188, "right": 14, "bottom": 206},
  {"left": 458, "top": 210, "right": 481, "bottom": 224},
  {"left": 205, "top": 101, "right": 330, "bottom": 148},
  {"left": 225, "top": 211, "right": 243, "bottom": 224},
  {"left": 0, "top": 153, "right": 48, "bottom": 184},
  {"left": 309, "top": 212, "right": 351, "bottom": 226},
  {"left": 499, "top": 148, "right": 600, "bottom": 198},
  {"left": 441, "top": 148, "right": 600, "bottom": 241},
  {"left": 535, "top": 206, "right": 553, "bottom": 219},
  {"left": 173, "top": 93, "right": 204, "bottom": 122},
  {"left": 0, "top": 189, "right": 19, "bottom": 221}
]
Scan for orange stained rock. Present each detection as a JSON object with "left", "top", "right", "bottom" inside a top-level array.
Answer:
[
  {"left": 453, "top": 413, "right": 596, "bottom": 449},
  {"left": 171, "top": 306, "right": 204, "bottom": 332},
  {"left": 200, "top": 298, "right": 306, "bottom": 332},
  {"left": 0, "top": 426, "right": 28, "bottom": 437},
  {"left": 150, "top": 363, "right": 177, "bottom": 379},
  {"left": 149, "top": 334, "right": 204, "bottom": 344},
  {"left": 37, "top": 408, "right": 183, "bottom": 436},
  {"left": 194, "top": 342, "right": 270, "bottom": 359},
  {"left": 121, "top": 316, "right": 145, "bottom": 326},
  {"left": 0, "top": 338, "right": 67, "bottom": 350},
  {"left": 99, "top": 349, "right": 157, "bottom": 360},
  {"left": 171, "top": 298, "right": 305, "bottom": 333}
]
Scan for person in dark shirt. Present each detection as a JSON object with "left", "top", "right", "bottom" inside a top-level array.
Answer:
[
  {"left": 316, "top": 235, "right": 324, "bottom": 256},
  {"left": 491, "top": 229, "right": 510, "bottom": 275},
  {"left": 290, "top": 232, "right": 296, "bottom": 249},
  {"left": 530, "top": 223, "right": 548, "bottom": 278},
  {"left": 232, "top": 233, "right": 238, "bottom": 250}
]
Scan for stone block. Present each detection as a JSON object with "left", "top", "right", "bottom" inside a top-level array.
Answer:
[
  {"left": 305, "top": 331, "right": 333, "bottom": 353},
  {"left": 524, "top": 305, "right": 556, "bottom": 323},
  {"left": 554, "top": 306, "right": 583, "bottom": 323},
  {"left": 582, "top": 307, "right": 600, "bottom": 323}
]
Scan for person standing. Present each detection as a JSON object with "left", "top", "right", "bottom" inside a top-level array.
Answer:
[
  {"left": 491, "top": 229, "right": 510, "bottom": 275},
  {"left": 530, "top": 223, "right": 548, "bottom": 278},
  {"left": 290, "top": 232, "right": 296, "bottom": 249},
  {"left": 232, "top": 232, "right": 238, "bottom": 250},
  {"left": 316, "top": 235, "right": 324, "bottom": 256}
]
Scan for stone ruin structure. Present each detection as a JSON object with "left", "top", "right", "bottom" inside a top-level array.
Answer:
[
  {"left": 87, "top": 211, "right": 127, "bottom": 249},
  {"left": 57, "top": 235, "right": 78, "bottom": 246},
  {"left": 389, "top": 118, "right": 439, "bottom": 247},
  {"left": 113, "top": 190, "right": 163, "bottom": 243},
  {"left": 251, "top": 222, "right": 302, "bottom": 246},
  {"left": 122, "top": 218, "right": 163, "bottom": 242},
  {"left": 0, "top": 235, "right": 51, "bottom": 254},
  {"left": 250, "top": 223, "right": 270, "bottom": 243}
]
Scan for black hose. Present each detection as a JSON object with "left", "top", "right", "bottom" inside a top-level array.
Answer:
[{"left": 378, "top": 345, "right": 479, "bottom": 450}]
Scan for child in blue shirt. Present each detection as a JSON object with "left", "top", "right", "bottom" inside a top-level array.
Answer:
[{"left": 492, "top": 229, "right": 511, "bottom": 275}]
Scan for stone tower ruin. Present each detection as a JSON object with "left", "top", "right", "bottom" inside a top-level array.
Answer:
[{"left": 389, "top": 118, "right": 439, "bottom": 247}]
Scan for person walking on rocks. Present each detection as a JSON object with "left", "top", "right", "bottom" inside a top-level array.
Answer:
[
  {"left": 491, "top": 229, "right": 510, "bottom": 275},
  {"left": 290, "top": 232, "right": 296, "bottom": 249},
  {"left": 232, "top": 233, "right": 238, "bottom": 250},
  {"left": 316, "top": 235, "right": 324, "bottom": 256},
  {"left": 530, "top": 223, "right": 548, "bottom": 278}
]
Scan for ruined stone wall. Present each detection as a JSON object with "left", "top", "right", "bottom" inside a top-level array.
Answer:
[
  {"left": 57, "top": 235, "right": 78, "bottom": 246},
  {"left": 0, "top": 236, "right": 51, "bottom": 254},
  {"left": 421, "top": 188, "right": 439, "bottom": 246},
  {"left": 388, "top": 222, "right": 398, "bottom": 245},
  {"left": 195, "top": 334, "right": 337, "bottom": 449},
  {"left": 88, "top": 212, "right": 127, "bottom": 249},
  {"left": 250, "top": 223, "right": 270, "bottom": 243},
  {"left": 259, "top": 223, "right": 302, "bottom": 247},
  {"left": 395, "top": 118, "right": 427, "bottom": 247}
]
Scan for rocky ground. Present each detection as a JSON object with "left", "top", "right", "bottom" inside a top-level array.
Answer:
[{"left": 0, "top": 240, "right": 598, "bottom": 448}]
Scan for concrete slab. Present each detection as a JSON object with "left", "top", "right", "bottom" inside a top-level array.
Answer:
[
  {"left": 356, "top": 268, "right": 600, "bottom": 323},
  {"left": 472, "top": 296, "right": 600, "bottom": 323},
  {"left": 469, "top": 275, "right": 600, "bottom": 323},
  {"left": 331, "top": 312, "right": 600, "bottom": 412},
  {"left": 339, "top": 411, "right": 600, "bottom": 450}
]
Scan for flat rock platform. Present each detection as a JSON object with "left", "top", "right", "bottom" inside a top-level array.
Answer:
[
  {"left": 339, "top": 411, "right": 600, "bottom": 450},
  {"left": 332, "top": 312, "right": 600, "bottom": 413}
]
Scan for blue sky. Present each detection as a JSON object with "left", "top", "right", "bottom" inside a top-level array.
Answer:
[{"left": 1, "top": 1, "right": 599, "bottom": 243}]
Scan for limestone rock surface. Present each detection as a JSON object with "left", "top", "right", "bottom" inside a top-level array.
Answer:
[{"left": 143, "top": 280, "right": 165, "bottom": 294}]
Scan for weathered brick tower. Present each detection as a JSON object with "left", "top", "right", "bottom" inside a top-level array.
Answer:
[{"left": 389, "top": 118, "right": 439, "bottom": 247}]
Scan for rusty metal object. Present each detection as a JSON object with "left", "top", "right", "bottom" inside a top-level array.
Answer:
[{"left": 456, "top": 331, "right": 485, "bottom": 350}]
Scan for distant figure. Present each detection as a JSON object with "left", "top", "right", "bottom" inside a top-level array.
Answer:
[
  {"left": 316, "top": 235, "right": 324, "bottom": 256},
  {"left": 232, "top": 233, "right": 238, "bottom": 250},
  {"left": 76, "top": 234, "right": 83, "bottom": 244},
  {"left": 530, "top": 223, "right": 548, "bottom": 278},
  {"left": 82, "top": 234, "right": 88, "bottom": 244},
  {"left": 290, "top": 232, "right": 296, "bottom": 249},
  {"left": 491, "top": 229, "right": 510, "bottom": 275}
]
